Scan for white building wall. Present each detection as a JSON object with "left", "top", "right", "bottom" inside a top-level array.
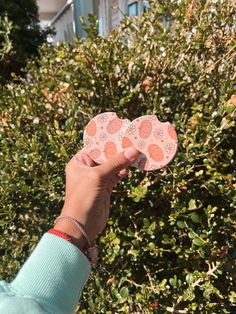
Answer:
[
  {"left": 111, "top": 0, "right": 119, "bottom": 29},
  {"left": 40, "top": 0, "right": 150, "bottom": 43},
  {"left": 52, "top": 3, "right": 75, "bottom": 43},
  {"left": 99, "top": 0, "right": 110, "bottom": 35},
  {"left": 118, "top": 0, "right": 128, "bottom": 20},
  {"left": 99, "top": 0, "right": 126, "bottom": 35}
]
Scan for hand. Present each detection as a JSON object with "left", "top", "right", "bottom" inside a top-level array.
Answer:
[{"left": 54, "top": 147, "right": 139, "bottom": 250}]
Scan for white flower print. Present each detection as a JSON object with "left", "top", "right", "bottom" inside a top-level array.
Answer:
[
  {"left": 98, "top": 113, "right": 108, "bottom": 123},
  {"left": 123, "top": 119, "right": 130, "bottom": 125},
  {"left": 153, "top": 128, "right": 164, "bottom": 138},
  {"left": 99, "top": 133, "right": 108, "bottom": 141},
  {"left": 126, "top": 124, "right": 136, "bottom": 135},
  {"left": 118, "top": 132, "right": 124, "bottom": 141},
  {"left": 137, "top": 140, "right": 146, "bottom": 149},
  {"left": 148, "top": 116, "right": 157, "bottom": 121},
  {"left": 84, "top": 138, "right": 92, "bottom": 148},
  {"left": 165, "top": 143, "right": 175, "bottom": 154},
  {"left": 150, "top": 164, "right": 161, "bottom": 170}
]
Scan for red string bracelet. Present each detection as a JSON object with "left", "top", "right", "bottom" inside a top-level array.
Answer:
[
  {"left": 48, "top": 228, "right": 73, "bottom": 243},
  {"left": 49, "top": 215, "right": 98, "bottom": 269}
]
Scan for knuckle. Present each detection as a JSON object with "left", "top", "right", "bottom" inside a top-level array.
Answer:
[{"left": 111, "top": 156, "right": 122, "bottom": 169}]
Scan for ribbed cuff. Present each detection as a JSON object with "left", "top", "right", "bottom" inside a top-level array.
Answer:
[{"left": 10, "top": 233, "right": 91, "bottom": 314}]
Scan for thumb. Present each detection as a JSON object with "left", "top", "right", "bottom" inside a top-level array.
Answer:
[{"left": 98, "top": 147, "right": 139, "bottom": 178}]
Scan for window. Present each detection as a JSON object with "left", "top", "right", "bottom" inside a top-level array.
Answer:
[
  {"left": 128, "top": 1, "right": 138, "bottom": 16},
  {"left": 127, "top": 1, "right": 150, "bottom": 17},
  {"left": 143, "top": 1, "right": 150, "bottom": 13}
]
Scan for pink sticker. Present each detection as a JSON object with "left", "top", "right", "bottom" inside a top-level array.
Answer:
[
  {"left": 121, "top": 115, "right": 178, "bottom": 171},
  {"left": 83, "top": 112, "right": 130, "bottom": 164}
]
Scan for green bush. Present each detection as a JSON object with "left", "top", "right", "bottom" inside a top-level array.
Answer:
[
  {"left": 0, "top": 16, "right": 13, "bottom": 62},
  {"left": 0, "top": 0, "right": 235, "bottom": 312}
]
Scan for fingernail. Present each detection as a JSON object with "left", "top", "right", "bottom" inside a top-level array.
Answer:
[
  {"left": 119, "top": 169, "right": 127, "bottom": 176},
  {"left": 124, "top": 147, "right": 139, "bottom": 162}
]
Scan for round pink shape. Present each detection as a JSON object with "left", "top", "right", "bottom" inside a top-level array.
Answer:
[
  {"left": 122, "top": 136, "right": 133, "bottom": 149},
  {"left": 86, "top": 120, "right": 96, "bottom": 137},
  {"left": 83, "top": 112, "right": 131, "bottom": 164},
  {"left": 139, "top": 119, "right": 152, "bottom": 139},
  {"left": 147, "top": 144, "right": 164, "bottom": 162},
  {"left": 106, "top": 118, "right": 123, "bottom": 134},
  {"left": 168, "top": 124, "right": 177, "bottom": 141},
  {"left": 104, "top": 141, "right": 117, "bottom": 159},
  {"left": 122, "top": 115, "right": 178, "bottom": 171}
]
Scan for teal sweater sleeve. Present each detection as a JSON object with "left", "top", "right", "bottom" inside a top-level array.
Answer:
[{"left": 0, "top": 233, "right": 91, "bottom": 314}]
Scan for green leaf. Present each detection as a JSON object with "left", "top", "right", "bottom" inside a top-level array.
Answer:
[
  {"left": 149, "top": 221, "right": 156, "bottom": 231},
  {"left": 188, "top": 199, "right": 197, "bottom": 210},
  {"left": 148, "top": 242, "right": 156, "bottom": 250},
  {"left": 188, "top": 232, "right": 196, "bottom": 239},
  {"left": 195, "top": 169, "right": 204, "bottom": 177},
  {"left": 186, "top": 273, "right": 193, "bottom": 284},
  {"left": 143, "top": 218, "right": 149, "bottom": 228},
  {"left": 193, "top": 238, "right": 205, "bottom": 246},
  {"left": 95, "top": 278, "right": 100, "bottom": 288},
  {"left": 120, "top": 287, "right": 129, "bottom": 298},
  {"left": 190, "top": 213, "right": 200, "bottom": 223},
  {"left": 177, "top": 220, "right": 186, "bottom": 229},
  {"left": 60, "top": 145, "right": 67, "bottom": 156}
]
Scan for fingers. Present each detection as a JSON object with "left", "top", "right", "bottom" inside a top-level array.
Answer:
[
  {"left": 82, "top": 154, "right": 97, "bottom": 167},
  {"left": 106, "top": 169, "right": 129, "bottom": 193},
  {"left": 98, "top": 147, "right": 139, "bottom": 178},
  {"left": 73, "top": 149, "right": 97, "bottom": 167},
  {"left": 119, "top": 168, "right": 128, "bottom": 176}
]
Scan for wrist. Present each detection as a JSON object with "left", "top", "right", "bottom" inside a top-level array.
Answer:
[
  {"left": 54, "top": 215, "right": 99, "bottom": 269},
  {"left": 54, "top": 219, "right": 88, "bottom": 251}
]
